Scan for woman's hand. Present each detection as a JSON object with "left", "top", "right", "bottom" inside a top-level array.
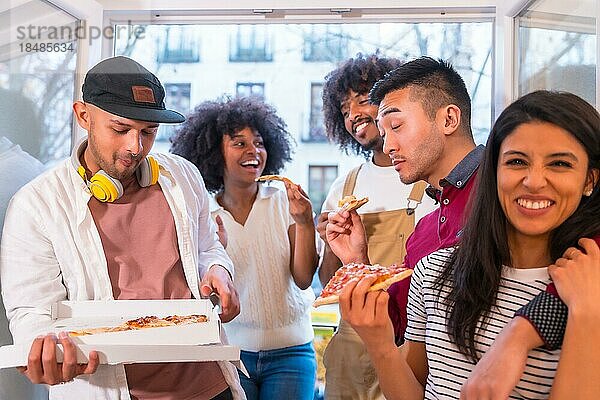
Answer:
[
  {"left": 285, "top": 181, "right": 314, "bottom": 226},
  {"left": 549, "top": 238, "right": 600, "bottom": 314},
  {"left": 547, "top": 238, "right": 600, "bottom": 399},
  {"left": 460, "top": 316, "right": 541, "bottom": 400}
]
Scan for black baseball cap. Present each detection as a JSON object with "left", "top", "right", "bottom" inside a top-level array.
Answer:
[{"left": 82, "top": 56, "right": 185, "bottom": 123}]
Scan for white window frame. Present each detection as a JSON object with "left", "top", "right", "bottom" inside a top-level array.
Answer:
[
  {"left": 101, "top": 6, "right": 498, "bottom": 128},
  {"left": 47, "top": 0, "right": 599, "bottom": 123},
  {"left": 46, "top": 0, "right": 104, "bottom": 143},
  {"left": 512, "top": 0, "right": 598, "bottom": 109}
]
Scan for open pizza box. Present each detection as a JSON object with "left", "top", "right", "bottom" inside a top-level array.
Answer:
[{"left": 0, "top": 299, "right": 245, "bottom": 372}]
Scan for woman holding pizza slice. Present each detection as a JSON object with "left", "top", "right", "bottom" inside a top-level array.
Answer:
[
  {"left": 337, "top": 90, "right": 600, "bottom": 399},
  {"left": 171, "top": 96, "right": 318, "bottom": 400}
]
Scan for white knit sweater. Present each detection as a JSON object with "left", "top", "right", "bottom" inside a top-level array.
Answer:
[{"left": 210, "top": 184, "right": 315, "bottom": 351}]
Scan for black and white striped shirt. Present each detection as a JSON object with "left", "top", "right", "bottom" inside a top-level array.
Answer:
[{"left": 405, "top": 247, "right": 560, "bottom": 399}]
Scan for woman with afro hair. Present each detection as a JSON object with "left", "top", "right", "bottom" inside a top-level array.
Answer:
[{"left": 171, "top": 96, "right": 318, "bottom": 400}]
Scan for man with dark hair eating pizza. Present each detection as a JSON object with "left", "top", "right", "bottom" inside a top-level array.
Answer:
[
  {"left": 0, "top": 56, "right": 244, "bottom": 400},
  {"left": 317, "top": 53, "right": 436, "bottom": 400}
]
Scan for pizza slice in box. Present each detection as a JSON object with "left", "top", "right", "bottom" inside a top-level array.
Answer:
[
  {"left": 68, "top": 314, "right": 208, "bottom": 337},
  {"left": 314, "top": 263, "right": 412, "bottom": 307}
]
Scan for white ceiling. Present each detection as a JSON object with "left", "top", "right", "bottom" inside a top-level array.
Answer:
[
  {"left": 94, "top": 0, "right": 507, "bottom": 12},
  {"left": 88, "top": 0, "right": 597, "bottom": 20},
  {"left": 528, "top": 0, "right": 596, "bottom": 18}
]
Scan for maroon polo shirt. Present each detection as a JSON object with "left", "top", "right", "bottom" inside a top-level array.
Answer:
[{"left": 388, "top": 145, "right": 485, "bottom": 343}]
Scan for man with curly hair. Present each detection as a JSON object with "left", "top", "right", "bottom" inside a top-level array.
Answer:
[
  {"left": 317, "top": 53, "right": 436, "bottom": 400},
  {"left": 171, "top": 97, "right": 318, "bottom": 400}
]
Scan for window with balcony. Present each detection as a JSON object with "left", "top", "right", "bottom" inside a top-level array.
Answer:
[
  {"left": 303, "top": 25, "right": 348, "bottom": 62},
  {"left": 308, "top": 165, "right": 339, "bottom": 213},
  {"left": 116, "top": 20, "right": 494, "bottom": 162},
  {"left": 305, "top": 83, "right": 327, "bottom": 143},
  {"left": 157, "top": 26, "right": 200, "bottom": 63},
  {"left": 229, "top": 25, "right": 273, "bottom": 62},
  {"left": 156, "top": 83, "right": 191, "bottom": 142},
  {"left": 236, "top": 82, "right": 265, "bottom": 99}
]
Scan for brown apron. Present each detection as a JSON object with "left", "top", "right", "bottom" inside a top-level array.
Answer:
[{"left": 323, "top": 165, "right": 426, "bottom": 400}]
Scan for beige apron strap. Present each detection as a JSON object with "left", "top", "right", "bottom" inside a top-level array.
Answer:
[
  {"left": 361, "top": 208, "right": 414, "bottom": 266},
  {"left": 342, "top": 164, "right": 363, "bottom": 197},
  {"left": 406, "top": 180, "right": 427, "bottom": 215}
]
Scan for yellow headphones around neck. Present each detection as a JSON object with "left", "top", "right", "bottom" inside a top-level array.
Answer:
[{"left": 72, "top": 139, "right": 160, "bottom": 202}]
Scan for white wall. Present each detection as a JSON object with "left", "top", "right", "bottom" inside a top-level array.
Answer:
[{"left": 47, "top": 0, "right": 104, "bottom": 141}]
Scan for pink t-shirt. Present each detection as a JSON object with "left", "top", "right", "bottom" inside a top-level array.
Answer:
[{"left": 88, "top": 176, "right": 228, "bottom": 400}]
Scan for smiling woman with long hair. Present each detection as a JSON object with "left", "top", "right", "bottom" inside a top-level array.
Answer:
[
  {"left": 339, "top": 90, "right": 600, "bottom": 400},
  {"left": 170, "top": 96, "right": 318, "bottom": 400}
]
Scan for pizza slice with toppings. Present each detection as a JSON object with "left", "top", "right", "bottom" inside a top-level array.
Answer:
[
  {"left": 255, "top": 174, "right": 294, "bottom": 185},
  {"left": 314, "top": 263, "right": 412, "bottom": 307},
  {"left": 337, "top": 195, "right": 369, "bottom": 212},
  {"left": 68, "top": 314, "right": 209, "bottom": 336}
]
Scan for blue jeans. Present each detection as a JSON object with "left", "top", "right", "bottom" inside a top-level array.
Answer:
[{"left": 240, "top": 342, "right": 316, "bottom": 400}]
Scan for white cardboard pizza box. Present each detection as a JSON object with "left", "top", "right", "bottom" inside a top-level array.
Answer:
[
  {"left": 0, "top": 344, "right": 241, "bottom": 368},
  {"left": 0, "top": 299, "right": 244, "bottom": 370}
]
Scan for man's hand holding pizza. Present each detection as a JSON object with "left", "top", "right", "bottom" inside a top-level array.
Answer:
[
  {"left": 339, "top": 275, "right": 396, "bottom": 355},
  {"left": 18, "top": 332, "right": 99, "bottom": 385},
  {"left": 200, "top": 265, "right": 240, "bottom": 323},
  {"left": 326, "top": 208, "right": 369, "bottom": 265}
]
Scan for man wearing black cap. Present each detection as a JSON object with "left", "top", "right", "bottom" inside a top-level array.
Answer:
[{"left": 0, "top": 56, "right": 244, "bottom": 399}]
